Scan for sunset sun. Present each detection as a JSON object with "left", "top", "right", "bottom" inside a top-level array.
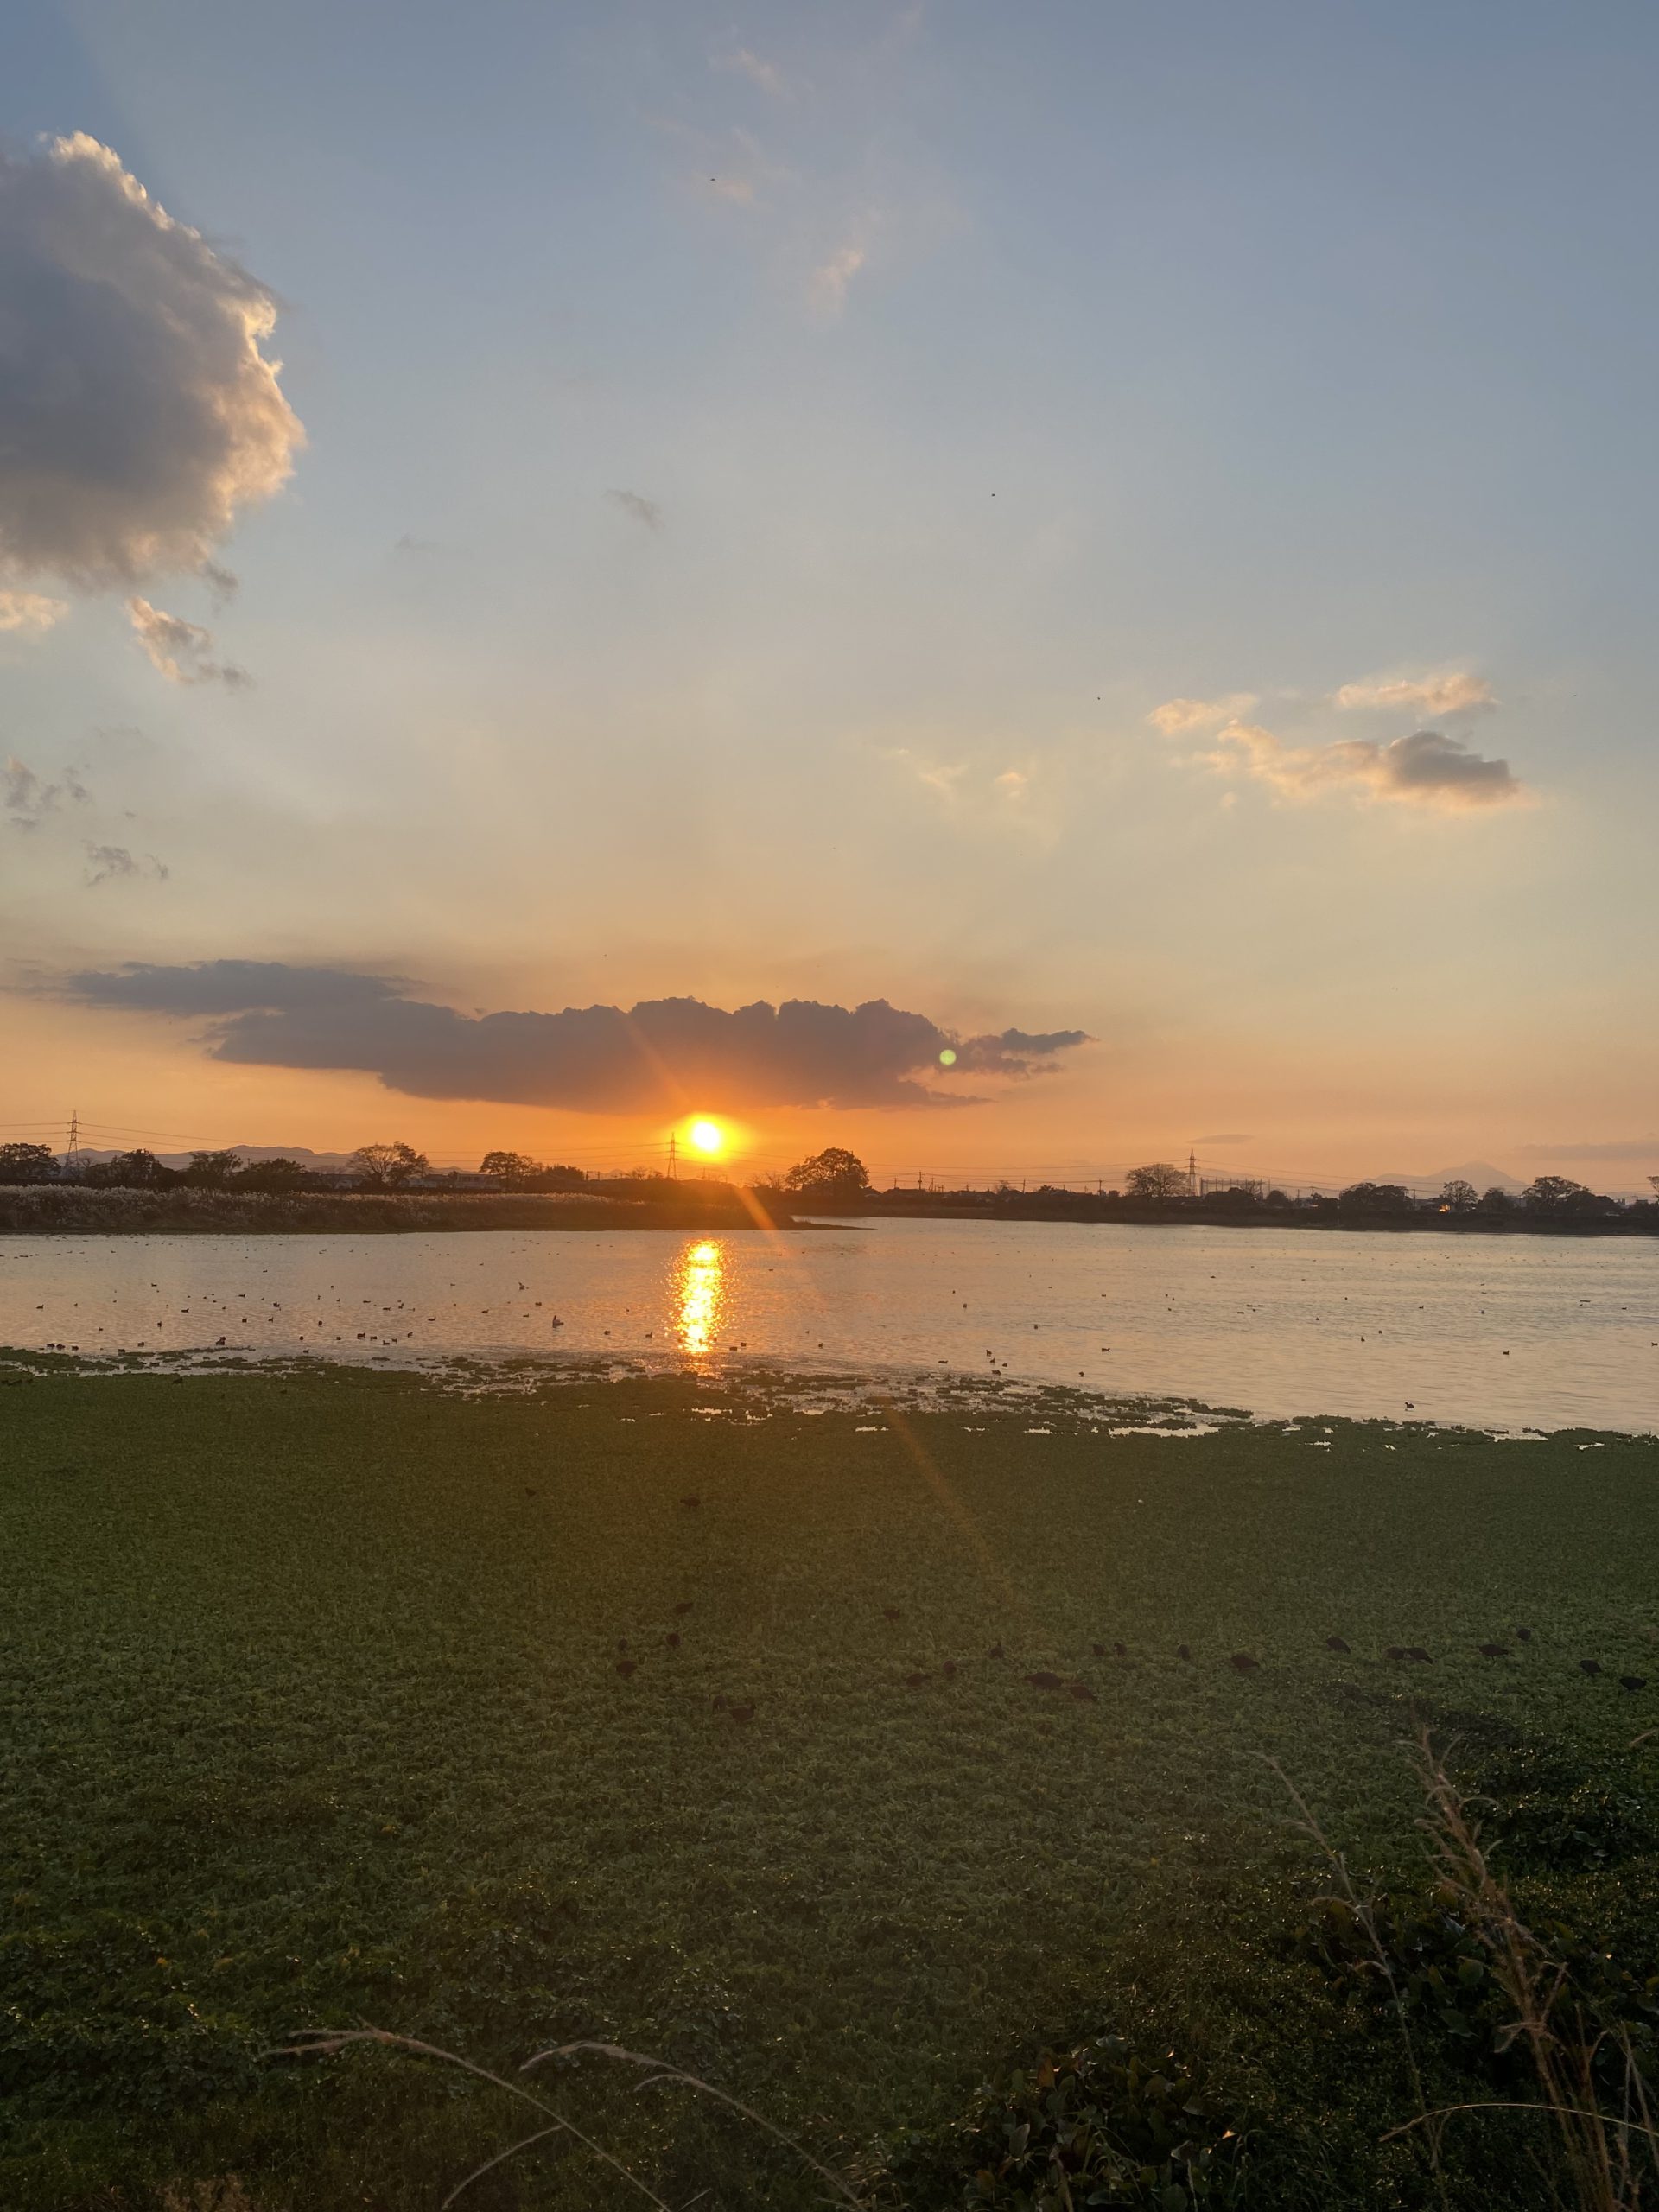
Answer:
[{"left": 687, "top": 1117, "right": 726, "bottom": 1157}]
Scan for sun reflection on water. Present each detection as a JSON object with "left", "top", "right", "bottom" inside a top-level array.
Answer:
[{"left": 674, "top": 1237, "right": 728, "bottom": 1357}]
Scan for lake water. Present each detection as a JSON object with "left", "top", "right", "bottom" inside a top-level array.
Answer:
[{"left": 3, "top": 1218, "right": 1657, "bottom": 1433}]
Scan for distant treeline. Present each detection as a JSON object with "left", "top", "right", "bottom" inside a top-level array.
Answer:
[
  {"left": 0, "top": 1184, "right": 798, "bottom": 1236},
  {"left": 0, "top": 1141, "right": 596, "bottom": 1196},
  {"left": 767, "top": 1150, "right": 1659, "bottom": 1235}
]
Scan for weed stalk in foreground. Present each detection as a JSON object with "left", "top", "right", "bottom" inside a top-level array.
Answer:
[
  {"left": 1395, "top": 1736, "right": 1659, "bottom": 2212},
  {"left": 272, "top": 2024, "right": 865, "bottom": 2209}
]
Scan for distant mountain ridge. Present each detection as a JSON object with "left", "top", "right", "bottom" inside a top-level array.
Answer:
[
  {"left": 1368, "top": 1160, "right": 1523, "bottom": 1192},
  {"left": 73, "top": 1144, "right": 362, "bottom": 1171}
]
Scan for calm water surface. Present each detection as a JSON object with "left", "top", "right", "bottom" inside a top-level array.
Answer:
[{"left": 2, "top": 1219, "right": 1656, "bottom": 1433}]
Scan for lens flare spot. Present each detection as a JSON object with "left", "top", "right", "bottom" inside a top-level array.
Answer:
[{"left": 938, "top": 1047, "right": 957, "bottom": 1065}]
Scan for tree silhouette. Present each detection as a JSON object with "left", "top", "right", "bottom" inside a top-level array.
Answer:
[
  {"left": 479, "top": 1150, "right": 543, "bottom": 1185},
  {"left": 784, "top": 1147, "right": 870, "bottom": 1193},
  {"left": 349, "top": 1141, "right": 429, "bottom": 1189},
  {"left": 1126, "top": 1162, "right": 1186, "bottom": 1199},
  {"left": 0, "top": 1141, "right": 57, "bottom": 1185}
]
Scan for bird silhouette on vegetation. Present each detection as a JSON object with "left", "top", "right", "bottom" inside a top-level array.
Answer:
[
  {"left": 1479, "top": 1643, "right": 1510, "bottom": 1658},
  {"left": 1325, "top": 1635, "right": 1351, "bottom": 1653},
  {"left": 1091, "top": 1642, "right": 1106, "bottom": 1657},
  {"left": 729, "top": 1702, "right": 754, "bottom": 1724},
  {"left": 1068, "top": 1681, "right": 1097, "bottom": 1702},
  {"left": 1027, "top": 1670, "right": 1065, "bottom": 1691},
  {"left": 1230, "top": 1652, "right": 1259, "bottom": 1673},
  {"left": 1580, "top": 1659, "right": 1603, "bottom": 1677},
  {"left": 680, "top": 1495, "right": 701, "bottom": 1510},
  {"left": 987, "top": 1642, "right": 1005, "bottom": 1659},
  {"left": 673, "top": 1600, "right": 694, "bottom": 1615},
  {"left": 1516, "top": 1626, "right": 1533, "bottom": 1642},
  {"left": 882, "top": 1605, "right": 902, "bottom": 1621},
  {"left": 1178, "top": 1643, "right": 1192, "bottom": 1662},
  {"left": 904, "top": 1670, "right": 930, "bottom": 1688},
  {"left": 615, "top": 1658, "right": 636, "bottom": 1678},
  {"left": 1619, "top": 1675, "right": 1648, "bottom": 1693},
  {"left": 1112, "top": 1642, "right": 1128, "bottom": 1657},
  {"left": 664, "top": 1631, "right": 681, "bottom": 1649}
]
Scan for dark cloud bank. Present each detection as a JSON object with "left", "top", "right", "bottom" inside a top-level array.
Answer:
[{"left": 59, "top": 962, "right": 1090, "bottom": 1112}]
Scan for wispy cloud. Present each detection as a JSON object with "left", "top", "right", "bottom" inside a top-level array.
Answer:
[
  {"left": 4, "top": 753, "right": 90, "bottom": 829},
  {"left": 1199, "top": 719, "right": 1528, "bottom": 811},
  {"left": 1516, "top": 1136, "right": 1659, "bottom": 1161},
  {"left": 1334, "top": 671, "right": 1497, "bottom": 716},
  {"left": 84, "top": 842, "right": 168, "bottom": 886},
  {"left": 126, "top": 598, "right": 251, "bottom": 688},
  {"left": 808, "top": 240, "right": 867, "bottom": 317},
  {"left": 0, "top": 590, "right": 67, "bottom": 633},
  {"left": 716, "top": 47, "right": 789, "bottom": 98},
  {"left": 1148, "top": 693, "right": 1259, "bottom": 734},
  {"left": 607, "top": 488, "right": 663, "bottom": 533}
]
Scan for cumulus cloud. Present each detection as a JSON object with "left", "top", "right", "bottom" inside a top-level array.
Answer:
[
  {"left": 1334, "top": 671, "right": 1497, "bottom": 716},
  {"left": 55, "top": 963, "right": 1092, "bottom": 1112},
  {"left": 607, "top": 488, "right": 663, "bottom": 532},
  {"left": 0, "top": 589, "right": 66, "bottom": 632},
  {"left": 1200, "top": 719, "right": 1526, "bottom": 810},
  {"left": 4, "top": 753, "right": 89, "bottom": 828},
  {"left": 1148, "top": 694, "right": 1258, "bottom": 734},
  {"left": 809, "top": 242, "right": 866, "bottom": 316},
  {"left": 0, "top": 133, "right": 302, "bottom": 589},
  {"left": 84, "top": 842, "right": 167, "bottom": 886},
  {"left": 126, "top": 597, "right": 250, "bottom": 687}
]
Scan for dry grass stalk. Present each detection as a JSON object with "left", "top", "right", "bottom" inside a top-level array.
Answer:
[
  {"left": 1393, "top": 1736, "right": 1659, "bottom": 2212},
  {"left": 273, "top": 2024, "right": 864, "bottom": 2209},
  {"left": 1263, "top": 1754, "right": 1452, "bottom": 2212}
]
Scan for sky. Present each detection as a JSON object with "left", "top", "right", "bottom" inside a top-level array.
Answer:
[{"left": 3, "top": 0, "right": 1657, "bottom": 1188}]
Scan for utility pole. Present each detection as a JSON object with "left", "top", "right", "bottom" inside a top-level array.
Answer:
[
  {"left": 66, "top": 1109, "right": 81, "bottom": 1179},
  {"left": 1187, "top": 1147, "right": 1198, "bottom": 1196},
  {"left": 667, "top": 1131, "right": 677, "bottom": 1180}
]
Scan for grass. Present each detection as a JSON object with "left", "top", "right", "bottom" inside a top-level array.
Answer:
[{"left": 1, "top": 1360, "right": 1656, "bottom": 2208}]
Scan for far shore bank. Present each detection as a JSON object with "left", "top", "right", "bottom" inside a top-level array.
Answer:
[{"left": 0, "top": 1186, "right": 804, "bottom": 1236}]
